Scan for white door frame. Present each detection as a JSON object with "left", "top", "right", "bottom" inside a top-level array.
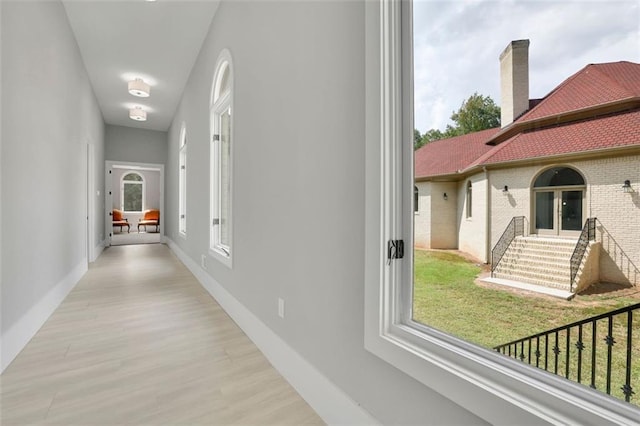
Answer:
[{"left": 105, "top": 160, "right": 165, "bottom": 246}]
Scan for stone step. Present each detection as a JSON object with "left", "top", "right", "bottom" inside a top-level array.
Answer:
[
  {"left": 509, "top": 245, "right": 576, "bottom": 254},
  {"left": 500, "top": 252, "right": 572, "bottom": 265},
  {"left": 493, "top": 271, "right": 572, "bottom": 291},
  {"left": 495, "top": 264, "right": 568, "bottom": 278},
  {"left": 493, "top": 235, "right": 580, "bottom": 293}
]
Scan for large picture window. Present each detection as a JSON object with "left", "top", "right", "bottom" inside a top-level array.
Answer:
[
  {"left": 121, "top": 172, "right": 144, "bottom": 212},
  {"left": 364, "top": 1, "right": 638, "bottom": 423},
  {"left": 209, "top": 49, "right": 233, "bottom": 266}
]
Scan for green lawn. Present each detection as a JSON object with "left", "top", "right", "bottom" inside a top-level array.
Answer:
[{"left": 413, "top": 249, "right": 640, "bottom": 405}]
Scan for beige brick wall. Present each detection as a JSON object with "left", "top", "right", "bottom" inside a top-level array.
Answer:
[
  {"left": 414, "top": 181, "right": 458, "bottom": 249},
  {"left": 431, "top": 182, "right": 458, "bottom": 249},
  {"left": 488, "top": 165, "right": 538, "bottom": 247},
  {"left": 414, "top": 182, "right": 432, "bottom": 249},
  {"left": 489, "top": 155, "right": 640, "bottom": 285},
  {"left": 458, "top": 174, "right": 487, "bottom": 262},
  {"left": 580, "top": 155, "right": 640, "bottom": 285}
]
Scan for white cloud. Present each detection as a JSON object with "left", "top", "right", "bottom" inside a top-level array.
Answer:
[{"left": 413, "top": 0, "right": 640, "bottom": 133}]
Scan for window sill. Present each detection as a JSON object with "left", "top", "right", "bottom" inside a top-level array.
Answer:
[
  {"left": 209, "top": 247, "right": 232, "bottom": 269},
  {"left": 365, "top": 317, "right": 640, "bottom": 424}
]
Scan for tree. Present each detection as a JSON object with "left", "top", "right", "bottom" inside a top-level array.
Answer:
[
  {"left": 450, "top": 92, "right": 501, "bottom": 134},
  {"left": 414, "top": 128, "right": 425, "bottom": 150},
  {"left": 414, "top": 93, "right": 500, "bottom": 149}
]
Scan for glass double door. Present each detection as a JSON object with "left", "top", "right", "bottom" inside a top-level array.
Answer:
[{"left": 535, "top": 189, "right": 583, "bottom": 235}]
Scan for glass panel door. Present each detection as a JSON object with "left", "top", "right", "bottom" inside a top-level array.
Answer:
[
  {"left": 561, "top": 190, "right": 583, "bottom": 232},
  {"left": 535, "top": 191, "right": 555, "bottom": 232}
]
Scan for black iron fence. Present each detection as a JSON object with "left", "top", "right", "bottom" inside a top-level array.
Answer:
[
  {"left": 494, "top": 303, "right": 640, "bottom": 404},
  {"left": 491, "top": 216, "right": 525, "bottom": 276},
  {"left": 569, "top": 217, "right": 597, "bottom": 291}
]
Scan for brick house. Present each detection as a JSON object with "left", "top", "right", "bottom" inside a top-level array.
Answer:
[{"left": 414, "top": 40, "right": 640, "bottom": 294}]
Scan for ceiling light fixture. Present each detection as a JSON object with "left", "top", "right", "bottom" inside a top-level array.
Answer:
[
  {"left": 129, "top": 106, "right": 147, "bottom": 121},
  {"left": 128, "top": 78, "right": 150, "bottom": 97}
]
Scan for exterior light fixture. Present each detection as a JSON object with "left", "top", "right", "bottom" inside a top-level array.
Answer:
[
  {"left": 443, "top": 193, "right": 448, "bottom": 200},
  {"left": 502, "top": 185, "right": 509, "bottom": 193},
  {"left": 128, "top": 78, "right": 150, "bottom": 97},
  {"left": 129, "top": 106, "right": 147, "bottom": 121},
  {"left": 623, "top": 180, "right": 632, "bottom": 193}
]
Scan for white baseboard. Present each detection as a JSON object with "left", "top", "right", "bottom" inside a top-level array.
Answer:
[
  {"left": 1, "top": 259, "right": 87, "bottom": 373},
  {"left": 91, "top": 240, "right": 105, "bottom": 262},
  {"left": 166, "top": 239, "right": 378, "bottom": 426}
]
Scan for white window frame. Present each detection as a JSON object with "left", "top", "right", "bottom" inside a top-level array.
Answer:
[
  {"left": 121, "top": 171, "right": 145, "bottom": 213},
  {"left": 179, "top": 123, "right": 187, "bottom": 238},
  {"left": 363, "top": 1, "right": 638, "bottom": 424},
  {"left": 209, "top": 49, "right": 233, "bottom": 268}
]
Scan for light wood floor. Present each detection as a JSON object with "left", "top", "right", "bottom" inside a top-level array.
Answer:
[{"left": 0, "top": 244, "right": 324, "bottom": 425}]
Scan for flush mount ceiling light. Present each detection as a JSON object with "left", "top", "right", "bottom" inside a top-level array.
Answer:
[
  {"left": 128, "top": 78, "right": 150, "bottom": 97},
  {"left": 129, "top": 106, "right": 147, "bottom": 121}
]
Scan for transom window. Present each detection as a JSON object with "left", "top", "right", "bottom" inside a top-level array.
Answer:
[
  {"left": 209, "top": 49, "right": 233, "bottom": 266},
  {"left": 121, "top": 172, "right": 144, "bottom": 212},
  {"left": 534, "top": 166, "right": 585, "bottom": 187}
]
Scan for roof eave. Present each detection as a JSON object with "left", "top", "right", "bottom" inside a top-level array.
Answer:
[{"left": 487, "top": 97, "right": 640, "bottom": 146}]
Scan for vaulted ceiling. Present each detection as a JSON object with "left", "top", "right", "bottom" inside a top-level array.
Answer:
[{"left": 62, "top": 0, "right": 220, "bottom": 132}]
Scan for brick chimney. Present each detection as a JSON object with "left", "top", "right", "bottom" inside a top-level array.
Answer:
[{"left": 500, "top": 39, "right": 530, "bottom": 127}]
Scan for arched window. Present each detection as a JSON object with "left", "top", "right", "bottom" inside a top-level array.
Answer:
[
  {"left": 179, "top": 123, "right": 187, "bottom": 236},
  {"left": 210, "top": 49, "right": 233, "bottom": 265},
  {"left": 466, "top": 181, "right": 472, "bottom": 218},
  {"left": 121, "top": 172, "right": 144, "bottom": 212},
  {"left": 533, "top": 167, "right": 585, "bottom": 187}
]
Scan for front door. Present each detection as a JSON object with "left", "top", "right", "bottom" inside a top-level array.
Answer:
[{"left": 535, "top": 189, "right": 583, "bottom": 235}]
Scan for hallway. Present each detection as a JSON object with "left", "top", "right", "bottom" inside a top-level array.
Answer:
[{"left": 0, "top": 245, "right": 323, "bottom": 425}]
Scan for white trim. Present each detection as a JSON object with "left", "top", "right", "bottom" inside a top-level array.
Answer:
[
  {"left": 1, "top": 259, "right": 87, "bottom": 373},
  {"left": 179, "top": 122, "right": 187, "bottom": 237},
  {"left": 105, "top": 160, "right": 165, "bottom": 246},
  {"left": 166, "top": 238, "right": 377, "bottom": 425},
  {"left": 364, "top": 1, "right": 640, "bottom": 424},
  {"left": 209, "top": 49, "right": 234, "bottom": 269}
]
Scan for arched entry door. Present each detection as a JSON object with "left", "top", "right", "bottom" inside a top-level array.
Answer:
[{"left": 533, "top": 167, "right": 585, "bottom": 236}]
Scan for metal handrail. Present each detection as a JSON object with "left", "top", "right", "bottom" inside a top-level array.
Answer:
[
  {"left": 494, "top": 302, "right": 639, "bottom": 403},
  {"left": 491, "top": 216, "right": 525, "bottom": 276},
  {"left": 569, "top": 217, "right": 596, "bottom": 291}
]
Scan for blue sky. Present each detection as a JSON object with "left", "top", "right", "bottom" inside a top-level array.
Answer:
[{"left": 413, "top": 0, "right": 640, "bottom": 133}]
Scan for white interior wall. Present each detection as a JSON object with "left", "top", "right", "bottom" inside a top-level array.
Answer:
[
  {"left": 105, "top": 124, "right": 167, "bottom": 166},
  {"left": 166, "top": 1, "right": 484, "bottom": 424},
  {"left": 0, "top": 0, "right": 104, "bottom": 372}
]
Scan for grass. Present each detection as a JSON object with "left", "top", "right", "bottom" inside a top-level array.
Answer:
[{"left": 412, "top": 249, "right": 640, "bottom": 405}]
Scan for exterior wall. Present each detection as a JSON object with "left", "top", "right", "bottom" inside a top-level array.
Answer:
[
  {"left": 458, "top": 173, "right": 487, "bottom": 262},
  {"left": 414, "top": 182, "right": 432, "bottom": 248},
  {"left": 488, "top": 165, "right": 538, "bottom": 249},
  {"left": 488, "top": 155, "right": 640, "bottom": 286},
  {"left": 581, "top": 154, "right": 640, "bottom": 285},
  {"left": 430, "top": 181, "right": 458, "bottom": 249}
]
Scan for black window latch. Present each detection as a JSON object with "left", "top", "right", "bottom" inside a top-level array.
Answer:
[{"left": 387, "top": 239, "right": 404, "bottom": 263}]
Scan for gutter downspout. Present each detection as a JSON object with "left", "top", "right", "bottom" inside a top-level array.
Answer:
[{"left": 484, "top": 166, "right": 491, "bottom": 264}]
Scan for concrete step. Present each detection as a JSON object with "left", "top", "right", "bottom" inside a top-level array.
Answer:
[{"left": 493, "top": 236, "right": 578, "bottom": 291}]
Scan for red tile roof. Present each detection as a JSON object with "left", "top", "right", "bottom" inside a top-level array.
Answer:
[
  {"left": 479, "top": 110, "right": 640, "bottom": 165},
  {"left": 415, "top": 61, "right": 640, "bottom": 179},
  {"left": 520, "top": 62, "right": 640, "bottom": 121},
  {"left": 414, "top": 128, "right": 499, "bottom": 178}
]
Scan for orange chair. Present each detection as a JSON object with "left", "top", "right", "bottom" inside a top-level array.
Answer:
[
  {"left": 112, "top": 209, "right": 130, "bottom": 233},
  {"left": 138, "top": 209, "right": 160, "bottom": 232}
]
